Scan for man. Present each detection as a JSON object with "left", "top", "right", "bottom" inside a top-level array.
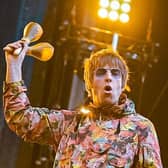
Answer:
[{"left": 3, "top": 40, "right": 163, "bottom": 167}]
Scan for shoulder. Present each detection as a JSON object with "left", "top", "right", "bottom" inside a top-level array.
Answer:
[
  {"left": 128, "top": 113, "right": 157, "bottom": 137},
  {"left": 121, "top": 112, "right": 154, "bottom": 127},
  {"left": 121, "top": 113, "right": 156, "bottom": 133},
  {"left": 130, "top": 113, "right": 154, "bottom": 127}
]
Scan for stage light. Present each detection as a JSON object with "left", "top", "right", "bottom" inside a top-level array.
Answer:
[
  {"left": 100, "top": 0, "right": 110, "bottom": 8},
  {"left": 98, "top": 0, "right": 132, "bottom": 23},
  {"left": 98, "top": 8, "right": 108, "bottom": 18},
  {"left": 119, "top": 13, "right": 129, "bottom": 23},
  {"left": 110, "top": 0, "right": 120, "bottom": 10},
  {"left": 121, "top": 3, "right": 131, "bottom": 13},
  {"left": 109, "top": 10, "right": 119, "bottom": 21},
  {"left": 123, "top": 0, "right": 131, "bottom": 2}
]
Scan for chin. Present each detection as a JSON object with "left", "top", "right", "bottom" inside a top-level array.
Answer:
[{"left": 101, "top": 100, "right": 116, "bottom": 106}]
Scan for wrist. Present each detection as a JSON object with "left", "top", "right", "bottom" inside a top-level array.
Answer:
[
  {"left": 6, "top": 62, "right": 22, "bottom": 68},
  {"left": 6, "top": 64, "right": 22, "bottom": 83}
]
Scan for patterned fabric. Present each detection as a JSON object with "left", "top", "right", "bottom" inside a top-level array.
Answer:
[{"left": 3, "top": 81, "right": 163, "bottom": 168}]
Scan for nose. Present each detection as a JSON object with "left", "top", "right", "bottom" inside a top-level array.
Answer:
[{"left": 105, "top": 70, "right": 112, "bottom": 83}]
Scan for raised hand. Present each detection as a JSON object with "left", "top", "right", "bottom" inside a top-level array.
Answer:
[
  {"left": 3, "top": 40, "right": 28, "bottom": 83},
  {"left": 3, "top": 40, "right": 28, "bottom": 67}
]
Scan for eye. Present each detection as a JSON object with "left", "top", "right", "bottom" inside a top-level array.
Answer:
[
  {"left": 95, "top": 68, "right": 106, "bottom": 76},
  {"left": 111, "top": 69, "right": 121, "bottom": 76}
]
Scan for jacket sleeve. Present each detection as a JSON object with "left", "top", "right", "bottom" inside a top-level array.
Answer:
[
  {"left": 3, "top": 81, "right": 74, "bottom": 148},
  {"left": 135, "top": 118, "right": 163, "bottom": 168}
]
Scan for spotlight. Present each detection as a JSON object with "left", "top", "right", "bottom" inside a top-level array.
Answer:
[
  {"left": 121, "top": 3, "right": 131, "bottom": 13},
  {"left": 98, "top": 0, "right": 132, "bottom": 23},
  {"left": 119, "top": 13, "right": 129, "bottom": 23},
  {"left": 98, "top": 8, "right": 108, "bottom": 18},
  {"left": 110, "top": 0, "right": 120, "bottom": 10},
  {"left": 109, "top": 10, "right": 119, "bottom": 21},
  {"left": 123, "top": 0, "right": 131, "bottom": 2},
  {"left": 100, "top": 0, "right": 110, "bottom": 8}
]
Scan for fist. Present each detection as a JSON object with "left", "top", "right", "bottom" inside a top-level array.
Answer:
[{"left": 3, "top": 40, "right": 28, "bottom": 66}]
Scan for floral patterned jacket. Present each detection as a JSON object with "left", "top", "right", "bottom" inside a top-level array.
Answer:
[{"left": 3, "top": 81, "right": 163, "bottom": 168}]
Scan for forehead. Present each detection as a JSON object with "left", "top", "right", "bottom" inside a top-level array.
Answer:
[{"left": 93, "top": 55, "right": 121, "bottom": 69}]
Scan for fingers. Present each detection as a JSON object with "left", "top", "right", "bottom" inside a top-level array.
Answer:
[
  {"left": 3, "top": 40, "right": 26, "bottom": 53},
  {"left": 3, "top": 46, "right": 13, "bottom": 52},
  {"left": 19, "top": 42, "right": 28, "bottom": 57}
]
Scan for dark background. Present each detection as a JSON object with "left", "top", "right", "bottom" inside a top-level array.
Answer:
[{"left": 0, "top": 0, "right": 167, "bottom": 167}]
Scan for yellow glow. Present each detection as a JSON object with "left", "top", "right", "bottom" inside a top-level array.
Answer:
[
  {"left": 109, "top": 11, "right": 119, "bottom": 21},
  {"left": 121, "top": 3, "right": 131, "bottom": 13},
  {"left": 100, "top": 0, "right": 109, "bottom": 8},
  {"left": 110, "top": 0, "right": 120, "bottom": 10},
  {"left": 125, "top": 85, "right": 131, "bottom": 92},
  {"left": 123, "top": 0, "right": 131, "bottom": 2},
  {"left": 98, "top": 8, "right": 108, "bottom": 18},
  {"left": 119, "top": 13, "right": 129, "bottom": 23},
  {"left": 80, "top": 107, "right": 90, "bottom": 114}
]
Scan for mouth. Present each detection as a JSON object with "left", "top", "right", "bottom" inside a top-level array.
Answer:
[{"left": 104, "top": 85, "right": 112, "bottom": 94}]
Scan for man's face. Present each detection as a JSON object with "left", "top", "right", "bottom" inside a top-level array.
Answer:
[{"left": 91, "top": 64, "right": 123, "bottom": 106}]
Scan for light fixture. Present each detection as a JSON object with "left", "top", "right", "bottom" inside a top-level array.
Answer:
[
  {"left": 119, "top": 13, "right": 129, "bottom": 23},
  {"left": 100, "top": 0, "right": 110, "bottom": 8},
  {"left": 98, "top": 0, "right": 131, "bottom": 23},
  {"left": 98, "top": 8, "right": 108, "bottom": 18},
  {"left": 121, "top": 3, "right": 131, "bottom": 13},
  {"left": 109, "top": 10, "right": 119, "bottom": 21},
  {"left": 110, "top": 0, "right": 120, "bottom": 10}
]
